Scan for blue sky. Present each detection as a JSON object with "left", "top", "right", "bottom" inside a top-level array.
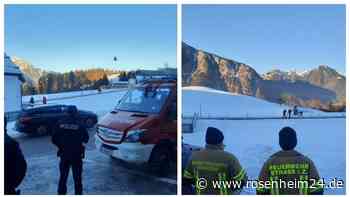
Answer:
[
  {"left": 5, "top": 5, "right": 177, "bottom": 72},
  {"left": 183, "top": 5, "right": 346, "bottom": 74}
]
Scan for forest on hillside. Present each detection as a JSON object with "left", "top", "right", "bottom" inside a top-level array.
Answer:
[{"left": 22, "top": 69, "right": 131, "bottom": 95}]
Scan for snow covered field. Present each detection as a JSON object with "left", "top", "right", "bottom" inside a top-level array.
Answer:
[
  {"left": 22, "top": 88, "right": 126, "bottom": 104},
  {"left": 182, "top": 86, "right": 346, "bottom": 194},
  {"left": 42, "top": 90, "right": 126, "bottom": 117},
  {"left": 182, "top": 86, "right": 345, "bottom": 118},
  {"left": 23, "top": 89, "right": 126, "bottom": 117}
]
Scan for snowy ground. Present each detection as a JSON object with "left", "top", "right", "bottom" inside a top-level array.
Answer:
[
  {"left": 182, "top": 86, "right": 345, "bottom": 118},
  {"left": 18, "top": 148, "right": 176, "bottom": 194},
  {"left": 42, "top": 90, "right": 126, "bottom": 117},
  {"left": 182, "top": 86, "right": 346, "bottom": 194},
  {"left": 183, "top": 118, "right": 345, "bottom": 194},
  {"left": 22, "top": 88, "right": 125, "bottom": 103}
]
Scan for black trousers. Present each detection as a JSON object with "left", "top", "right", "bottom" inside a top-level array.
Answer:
[{"left": 58, "top": 158, "right": 83, "bottom": 195}]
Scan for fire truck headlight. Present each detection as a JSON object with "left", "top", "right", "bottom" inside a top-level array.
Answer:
[{"left": 125, "top": 129, "right": 146, "bottom": 142}]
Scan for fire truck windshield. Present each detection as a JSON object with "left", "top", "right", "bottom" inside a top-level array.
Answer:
[{"left": 116, "top": 86, "right": 171, "bottom": 114}]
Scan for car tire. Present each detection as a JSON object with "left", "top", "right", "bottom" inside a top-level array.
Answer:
[
  {"left": 149, "top": 145, "right": 171, "bottom": 176},
  {"left": 85, "top": 118, "right": 95, "bottom": 128},
  {"left": 37, "top": 125, "right": 49, "bottom": 136}
]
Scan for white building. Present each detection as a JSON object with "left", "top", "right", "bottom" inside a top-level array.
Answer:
[
  {"left": 108, "top": 73, "right": 129, "bottom": 87},
  {"left": 108, "top": 73, "right": 121, "bottom": 84},
  {"left": 135, "top": 68, "right": 177, "bottom": 83},
  {"left": 4, "top": 54, "right": 25, "bottom": 116}
]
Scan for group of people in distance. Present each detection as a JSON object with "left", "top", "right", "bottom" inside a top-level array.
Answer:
[
  {"left": 283, "top": 105, "right": 303, "bottom": 119},
  {"left": 29, "top": 96, "right": 47, "bottom": 106},
  {"left": 183, "top": 127, "right": 323, "bottom": 195}
]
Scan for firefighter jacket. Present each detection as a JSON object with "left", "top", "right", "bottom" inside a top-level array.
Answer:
[
  {"left": 183, "top": 144, "right": 247, "bottom": 195},
  {"left": 257, "top": 150, "right": 324, "bottom": 195}
]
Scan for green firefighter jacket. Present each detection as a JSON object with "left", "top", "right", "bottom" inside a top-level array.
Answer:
[
  {"left": 257, "top": 150, "right": 324, "bottom": 195},
  {"left": 183, "top": 144, "right": 247, "bottom": 195}
]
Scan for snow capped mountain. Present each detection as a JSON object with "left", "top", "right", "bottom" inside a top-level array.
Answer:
[
  {"left": 297, "top": 69, "right": 311, "bottom": 77},
  {"left": 262, "top": 69, "right": 289, "bottom": 81},
  {"left": 11, "top": 57, "right": 46, "bottom": 85},
  {"left": 262, "top": 69, "right": 310, "bottom": 81},
  {"left": 263, "top": 65, "right": 346, "bottom": 99}
]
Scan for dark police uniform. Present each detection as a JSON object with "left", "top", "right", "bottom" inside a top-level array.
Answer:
[
  {"left": 5, "top": 133, "right": 27, "bottom": 194},
  {"left": 52, "top": 115, "right": 89, "bottom": 195}
]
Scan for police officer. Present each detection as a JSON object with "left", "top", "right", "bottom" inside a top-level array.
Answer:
[
  {"left": 183, "top": 127, "right": 247, "bottom": 195},
  {"left": 257, "top": 127, "right": 323, "bottom": 195},
  {"left": 52, "top": 106, "right": 89, "bottom": 195},
  {"left": 5, "top": 117, "right": 27, "bottom": 194}
]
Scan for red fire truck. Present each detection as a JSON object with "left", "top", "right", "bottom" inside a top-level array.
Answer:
[{"left": 95, "top": 79, "right": 177, "bottom": 174}]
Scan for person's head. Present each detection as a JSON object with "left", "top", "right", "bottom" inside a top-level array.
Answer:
[
  {"left": 205, "top": 127, "right": 224, "bottom": 145},
  {"left": 279, "top": 127, "right": 297, "bottom": 151},
  {"left": 66, "top": 105, "right": 78, "bottom": 117}
]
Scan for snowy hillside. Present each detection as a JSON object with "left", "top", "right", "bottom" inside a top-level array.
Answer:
[{"left": 182, "top": 86, "right": 343, "bottom": 117}]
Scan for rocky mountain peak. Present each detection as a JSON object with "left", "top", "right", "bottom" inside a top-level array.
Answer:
[
  {"left": 11, "top": 57, "right": 45, "bottom": 85},
  {"left": 182, "top": 42, "right": 345, "bottom": 111}
]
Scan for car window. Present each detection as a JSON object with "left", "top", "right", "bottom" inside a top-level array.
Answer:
[
  {"left": 117, "top": 87, "right": 171, "bottom": 114},
  {"left": 61, "top": 106, "right": 68, "bottom": 113}
]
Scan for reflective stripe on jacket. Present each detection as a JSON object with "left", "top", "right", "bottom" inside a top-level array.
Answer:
[{"left": 257, "top": 150, "right": 324, "bottom": 195}]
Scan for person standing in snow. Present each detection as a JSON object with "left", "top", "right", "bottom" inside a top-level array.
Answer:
[
  {"left": 52, "top": 106, "right": 89, "bottom": 195},
  {"left": 282, "top": 109, "right": 287, "bottom": 119},
  {"left": 29, "top": 96, "right": 35, "bottom": 106},
  {"left": 287, "top": 109, "right": 292, "bottom": 119},
  {"left": 293, "top": 105, "right": 298, "bottom": 116},
  {"left": 43, "top": 96, "right": 47, "bottom": 105},
  {"left": 256, "top": 127, "right": 324, "bottom": 195},
  {"left": 183, "top": 127, "right": 247, "bottom": 195},
  {"left": 5, "top": 117, "right": 27, "bottom": 194}
]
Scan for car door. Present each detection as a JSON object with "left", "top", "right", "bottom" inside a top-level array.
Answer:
[{"left": 45, "top": 106, "right": 63, "bottom": 126}]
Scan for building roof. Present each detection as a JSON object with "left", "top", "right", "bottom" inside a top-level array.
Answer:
[
  {"left": 4, "top": 53, "right": 25, "bottom": 82},
  {"left": 135, "top": 68, "right": 177, "bottom": 77}
]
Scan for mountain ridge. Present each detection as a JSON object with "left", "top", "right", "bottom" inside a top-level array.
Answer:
[{"left": 182, "top": 42, "right": 345, "bottom": 111}]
